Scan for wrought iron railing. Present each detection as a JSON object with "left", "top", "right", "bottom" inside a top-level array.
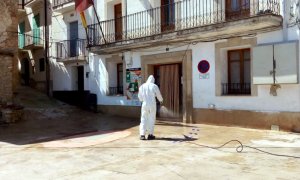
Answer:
[
  {"left": 222, "top": 83, "right": 251, "bottom": 95},
  {"left": 26, "top": 28, "right": 44, "bottom": 46},
  {"left": 19, "top": 28, "right": 44, "bottom": 48},
  {"left": 52, "top": 0, "right": 74, "bottom": 9},
  {"left": 56, "top": 39, "right": 86, "bottom": 59},
  {"left": 87, "top": 0, "right": 280, "bottom": 46},
  {"left": 109, "top": 87, "right": 124, "bottom": 96}
]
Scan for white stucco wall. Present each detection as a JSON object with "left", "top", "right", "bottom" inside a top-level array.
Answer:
[{"left": 49, "top": 0, "right": 300, "bottom": 113}]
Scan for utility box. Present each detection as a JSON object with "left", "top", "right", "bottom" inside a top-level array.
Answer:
[{"left": 253, "top": 42, "right": 298, "bottom": 84}]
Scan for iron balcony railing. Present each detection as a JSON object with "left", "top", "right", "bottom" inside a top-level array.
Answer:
[
  {"left": 109, "top": 87, "right": 124, "bottom": 96},
  {"left": 56, "top": 39, "right": 87, "bottom": 59},
  {"left": 87, "top": 0, "right": 280, "bottom": 46},
  {"left": 19, "top": 28, "right": 44, "bottom": 48},
  {"left": 222, "top": 83, "right": 251, "bottom": 95},
  {"left": 52, "top": 0, "right": 74, "bottom": 9}
]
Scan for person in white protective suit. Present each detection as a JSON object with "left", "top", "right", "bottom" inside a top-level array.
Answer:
[{"left": 138, "top": 75, "right": 163, "bottom": 140}]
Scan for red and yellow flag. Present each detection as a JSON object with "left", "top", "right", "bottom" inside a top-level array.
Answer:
[
  {"left": 80, "top": 12, "right": 88, "bottom": 28},
  {"left": 75, "top": 0, "right": 94, "bottom": 12}
]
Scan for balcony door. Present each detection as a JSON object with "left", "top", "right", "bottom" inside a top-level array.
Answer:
[
  {"left": 114, "top": 3, "right": 122, "bottom": 41},
  {"left": 161, "top": 0, "right": 175, "bottom": 32},
  {"left": 32, "top": 14, "right": 40, "bottom": 45},
  {"left": 226, "top": 0, "right": 250, "bottom": 20},
  {"left": 19, "top": 21, "right": 25, "bottom": 48},
  {"left": 69, "top": 21, "right": 78, "bottom": 57}
]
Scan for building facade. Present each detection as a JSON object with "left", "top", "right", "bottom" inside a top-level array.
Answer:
[
  {"left": 48, "top": 0, "right": 300, "bottom": 131},
  {"left": 17, "top": 0, "right": 48, "bottom": 93}
]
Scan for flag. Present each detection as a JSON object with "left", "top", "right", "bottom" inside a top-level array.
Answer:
[
  {"left": 80, "top": 12, "right": 88, "bottom": 28},
  {"left": 75, "top": 0, "right": 94, "bottom": 12}
]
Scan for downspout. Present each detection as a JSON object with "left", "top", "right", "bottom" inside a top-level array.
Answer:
[
  {"left": 283, "top": 0, "right": 291, "bottom": 41},
  {"left": 44, "top": 0, "right": 50, "bottom": 96}
]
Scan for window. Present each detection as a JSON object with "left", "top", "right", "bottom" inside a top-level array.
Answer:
[
  {"left": 108, "top": 61, "right": 124, "bottom": 96},
  {"left": 117, "top": 63, "right": 123, "bottom": 92},
  {"left": 222, "top": 48, "right": 251, "bottom": 95},
  {"left": 39, "top": 58, "right": 45, "bottom": 72}
]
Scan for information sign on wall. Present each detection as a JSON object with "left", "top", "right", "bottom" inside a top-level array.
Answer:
[{"left": 126, "top": 68, "right": 142, "bottom": 100}]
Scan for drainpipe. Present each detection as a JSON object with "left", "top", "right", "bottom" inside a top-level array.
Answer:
[
  {"left": 283, "top": 0, "right": 290, "bottom": 41},
  {"left": 44, "top": 0, "right": 50, "bottom": 96}
]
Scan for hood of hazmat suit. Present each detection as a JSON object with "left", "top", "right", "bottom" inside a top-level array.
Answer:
[{"left": 138, "top": 75, "right": 163, "bottom": 107}]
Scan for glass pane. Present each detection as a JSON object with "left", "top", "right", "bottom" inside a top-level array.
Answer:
[
  {"left": 244, "top": 49, "right": 250, "bottom": 60},
  {"left": 229, "top": 51, "right": 240, "bottom": 61},
  {"left": 118, "top": 73, "right": 123, "bottom": 87},
  {"left": 244, "top": 61, "right": 251, "bottom": 83},
  {"left": 230, "top": 62, "right": 240, "bottom": 83}
]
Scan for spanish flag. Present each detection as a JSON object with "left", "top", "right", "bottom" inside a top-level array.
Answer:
[
  {"left": 80, "top": 12, "right": 88, "bottom": 28},
  {"left": 75, "top": 0, "right": 94, "bottom": 12}
]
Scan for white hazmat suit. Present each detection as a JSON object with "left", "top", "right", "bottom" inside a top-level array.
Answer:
[{"left": 138, "top": 75, "right": 163, "bottom": 137}]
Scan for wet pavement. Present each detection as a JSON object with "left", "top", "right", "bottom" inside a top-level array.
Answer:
[{"left": 0, "top": 87, "right": 300, "bottom": 179}]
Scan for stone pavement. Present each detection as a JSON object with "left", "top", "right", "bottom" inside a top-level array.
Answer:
[{"left": 0, "top": 87, "right": 299, "bottom": 179}]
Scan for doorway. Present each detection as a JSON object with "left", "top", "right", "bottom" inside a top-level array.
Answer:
[
  {"left": 161, "top": 0, "right": 175, "bottom": 32},
  {"left": 69, "top": 21, "right": 78, "bottom": 57},
  {"left": 114, "top": 3, "right": 123, "bottom": 41},
  {"left": 22, "top": 58, "right": 30, "bottom": 86},
  {"left": 154, "top": 63, "right": 182, "bottom": 120},
  {"left": 77, "top": 66, "right": 84, "bottom": 91}
]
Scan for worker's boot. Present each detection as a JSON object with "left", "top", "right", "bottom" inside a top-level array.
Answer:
[
  {"left": 140, "top": 135, "right": 146, "bottom": 140},
  {"left": 147, "top": 134, "right": 155, "bottom": 140}
]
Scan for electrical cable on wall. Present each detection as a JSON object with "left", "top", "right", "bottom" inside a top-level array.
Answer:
[{"left": 269, "top": 44, "right": 281, "bottom": 96}]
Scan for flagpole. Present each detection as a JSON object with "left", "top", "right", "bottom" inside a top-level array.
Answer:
[{"left": 91, "top": 3, "right": 107, "bottom": 44}]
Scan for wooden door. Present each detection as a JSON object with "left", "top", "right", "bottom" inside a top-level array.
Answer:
[
  {"left": 226, "top": 0, "right": 250, "bottom": 20},
  {"left": 154, "top": 64, "right": 182, "bottom": 120},
  {"left": 161, "top": 0, "right": 175, "bottom": 32},
  {"left": 77, "top": 66, "right": 84, "bottom": 91},
  {"left": 114, "top": 4, "right": 123, "bottom": 41}
]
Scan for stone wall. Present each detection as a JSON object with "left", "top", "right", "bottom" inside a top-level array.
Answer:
[{"left": 0, "top": 0, "right": 18, "bottom": 103}]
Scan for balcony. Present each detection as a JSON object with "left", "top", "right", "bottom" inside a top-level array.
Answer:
[
  {"left": 56, "top": 39, "right": 87, "bottom": 63},
  {"left": 18, "top": 0, "right": 26, "bottom": 15},
  {"left": 19, "top": 28, "right": 44, "bottom": 50},
  {"left": 87, "top": 0, "right": 282, "bottom": 54},
  {"left": 52, "top": 0, "right": 75, "bottom": 14},
  {"left": 23, "top": 0, "right": 43, "bottom": 8}
]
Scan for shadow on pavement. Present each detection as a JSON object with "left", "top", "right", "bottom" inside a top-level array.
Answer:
[
  {"left": 0, "top": 86, "right": 139, "bottom": 145},
  {"left": 155, "top": 135, "right": 198, "bottom": 142}
]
